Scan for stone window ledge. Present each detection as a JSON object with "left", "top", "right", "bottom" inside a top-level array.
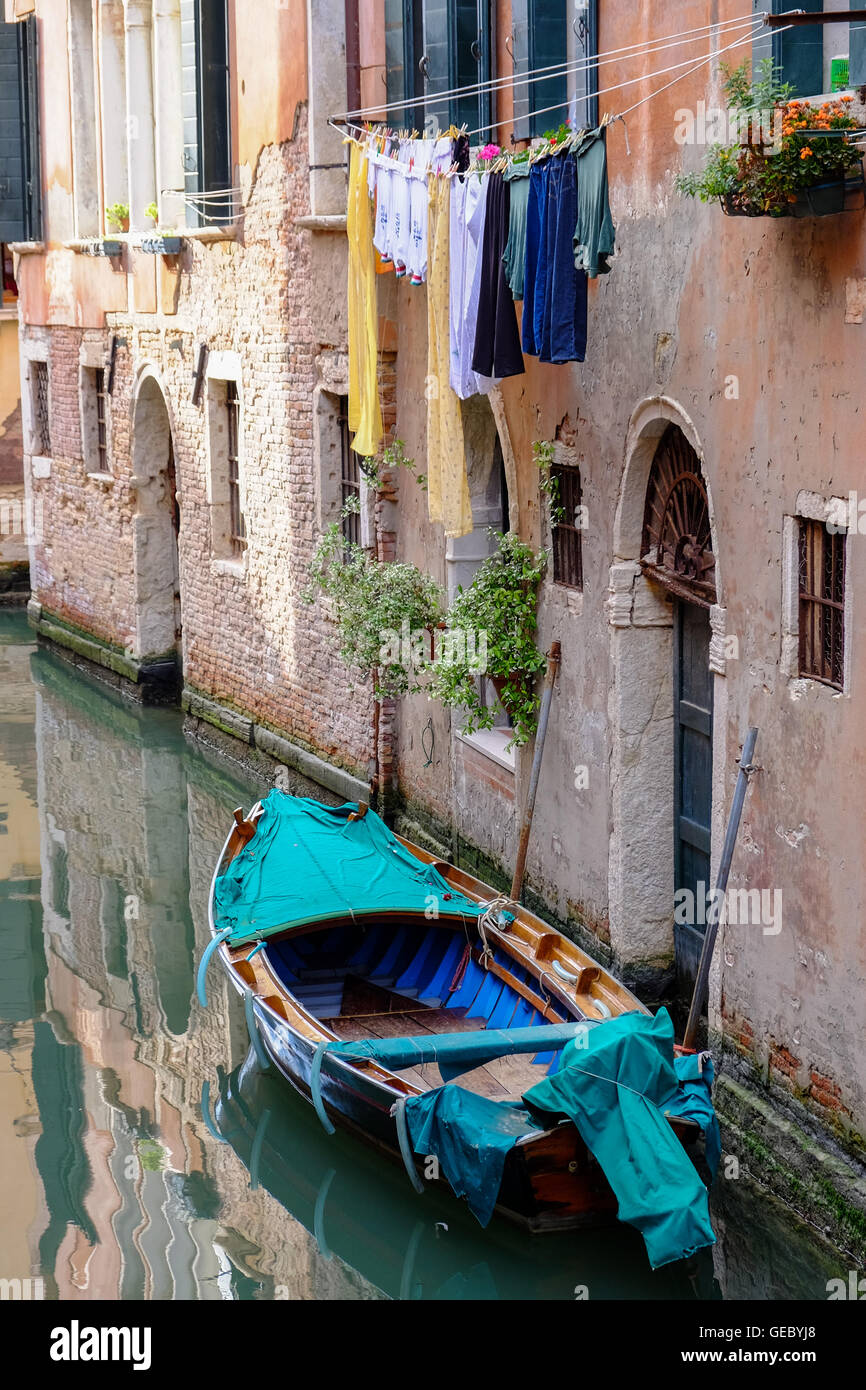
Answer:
[
  {"left": 295, "top": 214, "right": 348, "bottom": 233},
  {"left": 8, "top": 242, "right": 44, "bottom": 255},
  {"left": 457, "top": 726, "right": 516, "bottom": 773},
  {"left": 0, "top": 304, "right": 19, "bottom": 320},
  {"left": 183, "top": 224, "right": 240, "bottom": 243},
  {"left": 86, "top": 471, "right": 114, "bottom": 487},
  {"left": 211, "top": 557, "right": 247, "bottom": 579}
]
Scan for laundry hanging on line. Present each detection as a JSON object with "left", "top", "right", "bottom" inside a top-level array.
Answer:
[{"left": 346, "top": 123, "right": 616, "bottom": 524}]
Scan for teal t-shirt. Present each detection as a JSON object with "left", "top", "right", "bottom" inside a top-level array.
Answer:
[
  {"left": 573, "top": 127, "right": 616, "bottom": 277},
  {"left": 503, "top": 162, "right": 531, "bottom": 300}
]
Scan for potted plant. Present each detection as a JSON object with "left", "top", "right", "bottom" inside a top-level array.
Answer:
[
  {"left": 106, "top": 202, "right": 130, "bottom": 234},
  {"left": 428, "top": 531, "right": 549, "bottom": 747},
  {"left": 676, "top": 60, "right": 864, "bottom": 218}
]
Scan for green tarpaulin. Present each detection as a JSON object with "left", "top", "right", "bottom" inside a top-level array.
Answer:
[
  {"left": 523, "top": 1008, "right": 718, "bottom": 1268},
  {"left": 403, "top": 1009, "right": 719, "bottom": 1266},
  {"left": 213, "top": 793, "right": 482, "bottom": 945}
]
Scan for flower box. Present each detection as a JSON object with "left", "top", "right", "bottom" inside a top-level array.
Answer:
[
  {"left": 138, "top": 235, "right": 183, "bottom": 255},
  {"left": 80, "top": 239, "right": 124, "bottom": 257},
  {"left": 791, "top": 170, "right": 866, "bottom": 217}
]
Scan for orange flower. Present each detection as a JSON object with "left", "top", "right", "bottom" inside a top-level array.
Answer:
[{"left": 800, "top": 147, "right": 812, "bottom": 159}]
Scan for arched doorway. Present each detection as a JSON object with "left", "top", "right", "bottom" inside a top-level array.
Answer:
[
  {"left": 641, "top": 424, "right": 717, "bottom": 990},
  {"left": 130, "top": 372, "right": 182, "bottom": 672},
  {"left": 608, "top": 399, "right": 723, "bottom": 1001}
]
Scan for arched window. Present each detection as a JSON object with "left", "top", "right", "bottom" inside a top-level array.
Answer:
[{"left": 641, "top": 424, "right": 716, "bottom": 607}]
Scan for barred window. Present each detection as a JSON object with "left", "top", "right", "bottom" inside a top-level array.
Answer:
[
  {"left": 94, "top": 367, "right": 108, "bottom": 472},
  {"left": 338, "top": 397, "right": 361, "bottom": 553},
  {"left": 551, "top": 463, "right": 583, "bottom": 589},
  {"left": 226, "top": 379, "right": 245, "bottom": 555},
  {"left": 32, "top": 360, "right": 50, "bottom": 456},
  {"left": 798, "top": 517, "right": 845, "bottom": 689}
]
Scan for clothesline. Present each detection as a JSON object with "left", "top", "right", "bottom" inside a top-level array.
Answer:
[
  {"left": 338, "top": 11, "right": 767, "bottom": 123},
  {"left": 332, "top": 15, "right": 772, "bottom": 150}
]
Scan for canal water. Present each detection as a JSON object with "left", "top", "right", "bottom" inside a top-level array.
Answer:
[{"left": 0, "top": 610, "right": 849, "bottom": 1301}]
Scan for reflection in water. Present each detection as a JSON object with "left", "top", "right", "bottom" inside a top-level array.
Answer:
[{"left": 0, "top": 612, "right": 848, "bottom": 1300}]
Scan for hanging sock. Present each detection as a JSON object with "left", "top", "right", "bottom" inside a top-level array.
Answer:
[
  {"left": 471, "top": 171, "right": 525, "bottom": 382},
  {"left": 347, "top": 140, "right": 383, "bottom": 457},
  {"left": 427, "top": 176, "right": 472, "bottom": 539},
  {"left": 573, "top": 126, "right": 616, "bottom": 278}
]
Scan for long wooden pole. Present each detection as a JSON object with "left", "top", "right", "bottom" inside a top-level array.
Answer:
[
  {"left": 682, "top": 726, "right": 759, "bottom": 1051},
  {"left": 510, "top": 642, "right": 561, "bottom": 902}
]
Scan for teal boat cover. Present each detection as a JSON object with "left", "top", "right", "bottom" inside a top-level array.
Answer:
[
  {"left": 324, "top": 1021, "right": 597, "bottom": 1084},
  {"left": 403, "top": 1009, "right": 720, "bottom": 1266},
  {"left": 213, "top": 793, "right": 482, "bottom": 945}
]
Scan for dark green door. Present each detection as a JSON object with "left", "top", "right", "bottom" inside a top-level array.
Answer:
[{"left": 673, "top": 599, "right": 714, "bottom": 990}]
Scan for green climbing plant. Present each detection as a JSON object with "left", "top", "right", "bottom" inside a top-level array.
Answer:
[
  {"left": 427, "top": 531, "right": 548, "bottom": 747},
  {"left": 304, "top": 522, "right": 443, "bottom": 699},
  {"left": 534, "top": 439, "right": 564, "bottom": 526}
]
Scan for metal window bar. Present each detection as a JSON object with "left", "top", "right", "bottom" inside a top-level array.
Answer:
[
  {"left": 226, "top": 379, "right": 246, "bottom": 554},
  {"left": 551, "top": 463, "right": 583, "bottom": 589},
  {"left": 32, "top": 360, "right": 50, "bottom": 456},
  {"left": 798, "top": 517, "right": 845, "bottom": 689},
  {"left": 338, "top": 400, "right": 361, "bottom": 554},
  {"left": 94, "top": 367, "right": 107, "bottom": 472}
]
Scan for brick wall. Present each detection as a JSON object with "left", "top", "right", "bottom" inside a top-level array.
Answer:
[{"left": 26, "top": 108, "right": 373, "bottom": 780}]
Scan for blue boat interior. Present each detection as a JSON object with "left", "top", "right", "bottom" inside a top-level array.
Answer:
[{"left": 264, "top": 921, "right": 574, "bottom": 1094}]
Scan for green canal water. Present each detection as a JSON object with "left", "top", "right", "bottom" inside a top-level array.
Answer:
[{"left": 0, "top": 611, "right": 849, "bottom": 1301}]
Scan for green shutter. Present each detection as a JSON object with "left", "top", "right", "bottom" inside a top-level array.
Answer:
[
  {"left": 0, "top": 16, "right": 40, "bottom": 242},
  {"left": 774, "top": 0, "right": 824, "bottom": 97},
  {"left": 530, "top": 0, "right": 568, "bottom": 137}
]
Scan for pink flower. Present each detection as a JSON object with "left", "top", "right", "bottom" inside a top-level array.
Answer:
[{"left": 479, "top": 143, "right": 501, "bottom": 161}]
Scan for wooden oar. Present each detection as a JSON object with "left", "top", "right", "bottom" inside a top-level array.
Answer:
[
  {"left": 510, "top": 642, "right": 561, "bottom": 902},
  {"left": 682, "top": 727, "right": 759, "bottom": 1050}
]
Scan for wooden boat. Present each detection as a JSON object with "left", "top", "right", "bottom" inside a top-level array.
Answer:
[
  {"left": 204, "top": 796, "right": 702, "bottom": 1234},
  {"left": 208, "top": 1050, "right": 708, "bottom": 1299}
]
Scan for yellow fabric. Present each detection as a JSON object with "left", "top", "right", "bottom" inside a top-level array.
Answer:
[
  {"left": 347, "top": 141, "right": 383, "bottom": 458},
  {"left": 426, "top": 176, "right": 472, "bottom": 539}
]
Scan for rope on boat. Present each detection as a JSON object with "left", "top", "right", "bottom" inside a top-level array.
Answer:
[
  {"left": 475, "top": 895, "right": 516, "bottom": 971},
  {"left": 199, "top": 1080, "right": 227, "bottom": 1144},
  {"left": 392, "top": 1098, "right": 426, "bottom": 1195},
  {"left": 244, "top": 988, "right": 272, "bottom": 1072},
  {"left": 311, "top": 1042, "right": 337, "bottom": 1135},
  {"left": 197, "top": 927, "right": 232, "bottom": 1007}
]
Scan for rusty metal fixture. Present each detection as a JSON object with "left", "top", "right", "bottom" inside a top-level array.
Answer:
[{"left": 641, "top": 424, "right": 716, "bottom": 606}]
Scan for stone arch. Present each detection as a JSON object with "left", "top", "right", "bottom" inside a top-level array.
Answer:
[
  {"left": 130, "top": 367, "right": 182, "bottom": 668},
  {"left": 607, "top": 396, "right": 727, "bottom": 999},
  {"left": 614, "top": 394, "right": 722, "bottom": 601}
]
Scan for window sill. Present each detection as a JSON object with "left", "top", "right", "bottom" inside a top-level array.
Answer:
[
  {"left": 65, "top": 238, "right": 124, "bottom": 257},
  {"left": 86, "top": 471, "right": 114, "bottom": 486},
  {"left": 787, "top": 676, "right": 846, "bottom": 703},
  {"left": 0, "top": 305, "right": 19, "bottom": 320},
  {"left": 8, "top": 241, "right": 44, "bottom": 255},
  {"left": 550, "top": 580, "right": 584, "bottom": 614},
  {"left": 295, "top": 214, "right": 348, "bottom": 233},
  {"left": 457, "top": 726, "right": 516, "bottom": 772},
  {"left": 211, "top": 556, "right": 247, "bottom": 579},
  {"left": 183, "top": 224, "right": 240, "bottom": 243}
]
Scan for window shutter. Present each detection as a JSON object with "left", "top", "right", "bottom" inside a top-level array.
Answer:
[
  {"left": 198, "top": 0, "right": 230, "bottom": 196},
  {"left": 530, "top": 0, "right": 568, "bottom": 138},
  {"left": 773, "top": 0, "right": 823, "bottom": 96},
  {"left": 851, "top": 13, "right": 866, "bottom": 87},
  {"left": 17, "top": 14, "right": 40, "bottom": 240},
  {"left": 0, "top": 15, "right": 41, "bottom": 242}
]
